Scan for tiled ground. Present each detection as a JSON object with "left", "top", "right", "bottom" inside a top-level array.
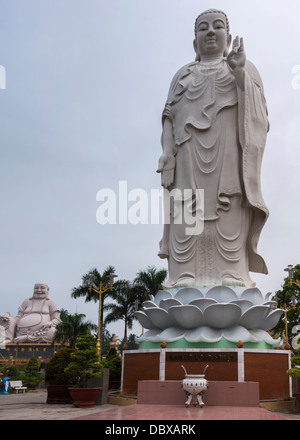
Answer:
[
  {"left": 71, "top": 404, "right": 285, "bottom": 420},
  {"left": 1, "top": 390, "right": 297, "bottom": 420}
]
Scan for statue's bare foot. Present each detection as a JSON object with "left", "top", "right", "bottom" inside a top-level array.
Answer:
[
  {"left": 174, "top": 277, "right": 196, "bottom": 287},
  {"left": 222, "top": 277, "right": 245, "bottom": 287}
]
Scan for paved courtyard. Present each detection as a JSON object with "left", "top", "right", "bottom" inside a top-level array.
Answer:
[{"left": 0, "top": 390, "right": 299, "bottom": 420}]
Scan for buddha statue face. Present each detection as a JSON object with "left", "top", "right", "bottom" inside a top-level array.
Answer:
[
  {"left": 193, "top": 10, "right": 232, "bottom": 60},
  {"left": 32, "top": 282, "right": 49, "bottom": 299}
]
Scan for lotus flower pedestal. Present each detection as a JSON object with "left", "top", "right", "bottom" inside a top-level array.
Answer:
[{"left": 135, "top": 286, "right": 284, "bottom": 349}]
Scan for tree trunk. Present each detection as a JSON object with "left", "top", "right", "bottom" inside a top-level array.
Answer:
[{"left": 123, "top": 319, "right": 128, "bottom": 343}]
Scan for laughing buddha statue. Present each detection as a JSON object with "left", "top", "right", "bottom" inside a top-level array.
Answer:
[{"left": 0, "top": 282, "right": 61, "bottom": 343}]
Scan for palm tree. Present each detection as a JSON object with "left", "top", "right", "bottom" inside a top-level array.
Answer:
[
  {"left": 133, "top": 265, "right": 167, "bottom": 305},
  {"left": 71, "top": 266, "right": 116, "bottom": 303},
  {"left": 70, "top": 266, "right": 116, "bottom": 348},
  {"left": 103, "top": 280, "right": 137, "bottom": 343},
  {"left": 52, "top": 309, "right": 97, "bottom": 348}
]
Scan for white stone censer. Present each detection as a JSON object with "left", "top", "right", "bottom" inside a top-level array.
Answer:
[{"left": 181, "top": 365, "right": 209, "bottom": 408}]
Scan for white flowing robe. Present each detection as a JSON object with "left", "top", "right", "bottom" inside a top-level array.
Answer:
[{"left": 160, "top": 59, "right": 269, "bottom": 288}]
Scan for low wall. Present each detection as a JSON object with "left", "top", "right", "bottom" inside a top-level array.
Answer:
[
  {"left": 137, "top": 380, "right": 260, "bottom": 407},
  {"left": 122, "top": 348, "right": 291, "bottom": 401}
]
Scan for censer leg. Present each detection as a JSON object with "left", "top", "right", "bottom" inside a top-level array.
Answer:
[
  {"left": 185, "top": 393, "right": 192, "bottom": 408},
  {"left": 197, "top": 391, "right": 205, "bottom": 408}
]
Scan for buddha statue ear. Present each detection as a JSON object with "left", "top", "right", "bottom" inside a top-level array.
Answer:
[{"left": 193, "top": 39, "right": 200, "bottom": 62}]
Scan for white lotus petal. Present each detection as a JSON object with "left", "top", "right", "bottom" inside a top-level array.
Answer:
[
  {"left": 231, "top": 286, "right": 247, "bottom": 296},
  {"left": 134, "top": 311, "right": 157, "bottom": 329},
  {"left": 196, "top": 286, "right": 214, "bottom": 296},
  {"left": 222, "top": 325, "right": 251, "bottom": 342},
  {"left": 189, "top": 298, "right": 217, "bottom": 311},
  {"left": 153, "top": 290, "right": 173, "bottom": 306},
  {"left": 222, "top": 285, "right": 246, "bottom": 297},
  {"left": 230, "top": 299, "right": 253, "bottom": 313},
  {"left": 142, "top": 300, "right": 157, "bottom": 309},
  {"left": 167, "top": 288, "right": 179, "bottom": 295},
  {"left": 168, "top": 305, "right": 204, "bottom": 329},
  {"left": 262, "top": 301, "right": 277, "bottom": 307},
  {"left": 136, "top": 329, "right": 161, "bottom": 342},
  {"left": 144, "top": 307, "right": 177, "bottom": 329},
  {"left": 203, "top": 303, "right": 241, "bottom": 329},
  {"left": 185, "top": 326, "right": 222, "bottom": 343},
  {"left": 241, "top": 288, "right": 263, "bottom": 305},
  {"left": 159, "top": 298, "right": 182, "bottom": 311},
  {"left": 247, "top": 331, "right": 262, "bottom": 342},
  {"left": 259, "top": 309, "right": 285, "bottom": 331},
  {"left": 264, "top": 292, "right": 273, "bottom": 302},
  {"left": 239, "top": 305, "right": 270, "bottom": 329},
  {"left": 174, "top": 287, "right": 203, "bottom": 304},
  {"left": 146, "top": 330, "right": 165, "bottom": 342},
  {"left": 205, "top": 286, "right": 238, "bottom": 303},
  {"left": 159, "top": 327, "right": 185, "bottom": 342},
  {"left": 250, "top": 329, "right": 281, "bottom": 345}
]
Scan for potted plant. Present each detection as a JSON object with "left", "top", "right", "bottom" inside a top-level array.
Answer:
[
  {"left": 65, "top": 333, "right": 102, "bottom": 408},
  {"left": 45, "top": 348, "right": 75, "bottom": 403}
]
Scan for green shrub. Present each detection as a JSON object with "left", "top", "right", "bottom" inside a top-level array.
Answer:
[
  {"left": 64, "top": 334, "right": 102, "bottom": 388},
  {"left": 45, "top": 348, "right": 75, "bottom": 385},
  {"left": 22, "top": 357, "right": 43, "bottom": 390},
  {"left": 25, "top": 357, "right": 39, "bottom": 375},
  {"left": 101, "top": 347, "right": 121, "bottom": 381},
  {"left": 0, "top": 365, "right": 22, "bottom": 380},
  {"left": 291, "top": 356, "right": 300, "bottom": 369},
  {"left": 22, "top": 375, "right": 42, "bottom": 389},
  {"left": 287, "top": 368, "right": 300, "bottom": 378}
]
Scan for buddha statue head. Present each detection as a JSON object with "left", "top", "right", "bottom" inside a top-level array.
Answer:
[
  {"left": 193, "top": 9, "right": 232, "bottom": 61},
  {"left": 31, "top": 282, "right": 50, "bottom": 300}
]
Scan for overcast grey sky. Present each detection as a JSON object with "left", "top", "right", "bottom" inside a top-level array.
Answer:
[{"left": 1, "top": 0, "right": 300, "bottom": 340}]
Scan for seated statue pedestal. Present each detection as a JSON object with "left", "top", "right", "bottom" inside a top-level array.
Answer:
[{"left": 0, "top": 343, "right": 65, "bottom": 365}]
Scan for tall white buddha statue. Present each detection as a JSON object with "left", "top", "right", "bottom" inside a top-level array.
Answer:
[{"left": 157, "top": 9, "right": 269, "bottom": 289}]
